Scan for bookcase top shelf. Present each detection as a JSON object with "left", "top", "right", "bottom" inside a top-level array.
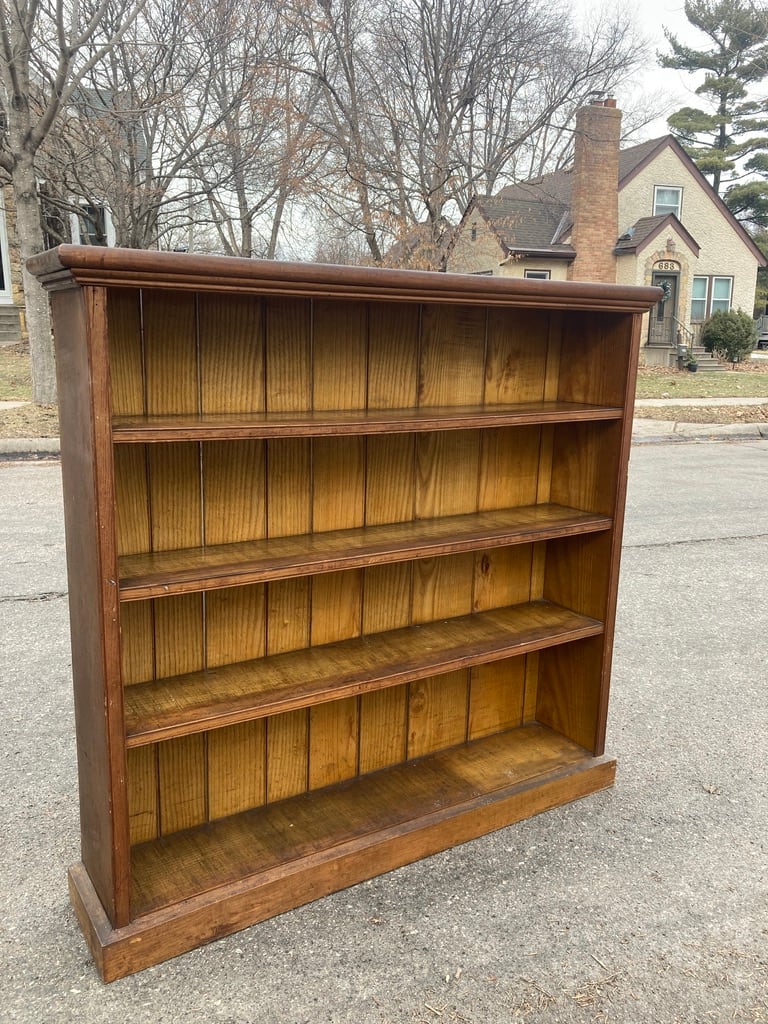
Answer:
[
  {"left": 111, "top": 402, "right": 623, "bottom": 442},
  {"left": 28, "top": 244, "right": 661, "bottom": 312}
]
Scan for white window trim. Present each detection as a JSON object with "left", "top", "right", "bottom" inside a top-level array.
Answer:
[
  {"left": 524, "top": 269, "right": 551, "bottom": 280},
  {"left": 690, "top": 275, "right": 733, "bottom": 321},
  {"left": 0, "top": 192, "right": 14, "bottom": 302},
  {"left": 653, "top": 185, "right": 683, "bottom": 219},
  {"left": 69, "top": 201, "right": 116, "bottom": 246}
]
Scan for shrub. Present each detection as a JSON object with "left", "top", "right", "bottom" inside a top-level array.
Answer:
[{"left": 700, "top": 309, "right": 757, "bottom": 363}]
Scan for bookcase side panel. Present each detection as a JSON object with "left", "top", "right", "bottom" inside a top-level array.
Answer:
[{"left": 50, "top": 285, "right": 130, "bottom": 926}]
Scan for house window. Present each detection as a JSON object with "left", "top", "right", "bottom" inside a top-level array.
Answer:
[
  {"left": 524, "top": 269, "right": 551, "bottom": 280},
  {"left": 691, "top": 275, "right": 733, "bottom": 320},
  {"left": 654, "top": 186, "right": 682, "bottom": 219},
  {"left": 711, "top": 276, "right": 732, "bottom": 313},
  {"left": 470, "top": 224, "right": 477, "bottom": 241},
  {"left": 78, "top": 204, "right": 107, "bottom": 245},
  {"left": 691, "top": 276, "right": 708, "bottom": 321}
]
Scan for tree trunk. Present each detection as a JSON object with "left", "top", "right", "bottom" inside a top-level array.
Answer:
[{"left": 13, "top": 159, "right": 56, "bottom": 405}]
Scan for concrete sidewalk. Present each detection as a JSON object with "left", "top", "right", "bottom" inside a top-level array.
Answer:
[{"left": 2, "top": 443, "right": 767, "bottom": 1022}]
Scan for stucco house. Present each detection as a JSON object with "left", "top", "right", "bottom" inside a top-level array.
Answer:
[{"left": 445, "top": 99, "right": 766, "bottom": 365}]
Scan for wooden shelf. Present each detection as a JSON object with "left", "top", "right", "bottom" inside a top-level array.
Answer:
[
  {"left": 111, "top": 401, "right": 623, "bottom": 442},
  {"left": 118, "top": 504, "right": 612, "bottom": 601},
  {"left": 123, "top": 600, "right": 603, "bottom": 746},
  {"left": 129, "top": 723, "right": 614, "bottom": 916}
]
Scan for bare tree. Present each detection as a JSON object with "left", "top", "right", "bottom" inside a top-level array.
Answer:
[
  {"left": 288, "top": 0, "right": 649, "bottom": 269},
  {"left": 0, "top": 0, "right": 147, "bottom": 403}
]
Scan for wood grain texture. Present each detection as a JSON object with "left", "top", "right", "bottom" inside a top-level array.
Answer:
[
  {"left": 113, "top": 445, "right": 150, "bottom": 557},
  {"left": 419, "top": 304, "right": 485, "bottom": 407},
  {"left": 198, "top": 293, "right": 263, "bottom": 414},
  {"left": 147, "top": 444, "right": 202, "bottom": 552},
  {"left": 468, "top": 659, "right": 525, "bottom": 740},
  {"left": 202, "top": 440, "right": 266, "bottom": 546},
  {"left": 158, "top": 734, "right": 207, "bottom": 835},
  {"left": 484, "top": 307, "right": 549, "bottom": 404},
  {"left": 312, "top": 300, "right": 367, "bottom": 411},
  {"left": 111, "top": 401, "right": 624, "bottom": 441},
  {"left": 123, "top": 600, "right": 604, "bottom": 746},
  {"left": 142, "top": 291, "right": 198, "bottom": 415},
  {"left": 407, "top": 670, "right": 469, "bottom": 758},
  {"left": 127, "top": 746, "right": 158, "bottom": 845},
  {"left": 367, "top": 302, "right": 419, "bottom": 409},
  {"left": 265, "top": 298, "right": 311, "bottom": 413},
  {"left": 119, "top": 505, "right": 611, "bottom": 602},
  {"left": 107, "top": 289, "right": 144, "bottom": 416},
  {"left": 208, "top": 721, "right": 266, "bottom": 819}
]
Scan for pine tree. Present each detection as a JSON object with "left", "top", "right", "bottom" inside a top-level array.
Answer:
[{"left": 660, "top": 0, "right": 768, "bottom": 205}]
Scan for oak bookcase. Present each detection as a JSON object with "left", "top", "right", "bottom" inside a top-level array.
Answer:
[{"left": 29, "top": 246, "right": 657, "bottom": 980}]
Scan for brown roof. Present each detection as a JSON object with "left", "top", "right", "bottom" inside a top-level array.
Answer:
[
  {"left": 491, "top": 134, "right": 765, "bottom": 266},
  {"left": 614, "top": 214, "right": 700, "bottom": 256},
  {"left": 473, "top": 196, "right": 570, "bottom": 251}
]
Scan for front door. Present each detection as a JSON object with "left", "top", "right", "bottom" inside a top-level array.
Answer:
[{"left": 648, "top": 271, "right": 679, "bottom": 346}]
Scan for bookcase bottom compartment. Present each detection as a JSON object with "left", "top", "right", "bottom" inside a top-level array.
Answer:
[{"left": 69, "top": 723, "right": 616, "bottom": 981}]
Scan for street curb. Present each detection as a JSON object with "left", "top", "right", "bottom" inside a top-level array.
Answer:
[{"left": 0, "top": 437, "right": 61, "bottom": 459}]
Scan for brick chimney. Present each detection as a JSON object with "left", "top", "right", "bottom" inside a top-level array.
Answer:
[{"left": 568, "top": 98, "right": 621, "bottom": 283}]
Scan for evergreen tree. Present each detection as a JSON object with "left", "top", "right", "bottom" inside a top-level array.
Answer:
[{"left": 660, "top": 0, "right": 768, "bottom": 204}]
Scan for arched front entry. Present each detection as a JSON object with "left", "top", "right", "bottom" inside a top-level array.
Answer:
[{"left": 647, "top": 261, "right": 680, "bottom": 347}]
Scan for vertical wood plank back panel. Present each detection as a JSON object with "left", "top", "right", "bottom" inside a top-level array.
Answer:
[
  {"left": 312, "top": 300, "right": 367, "bottom": 411},
  {"left": 206, "top": 584, "right": 266, "bottom": 668},
  {"left": 126, "top": 746, "right": 158, "bottom": 845},
  {"left": 415, "top": 431, "right": 481, "bottom": 519},
  {"left": 419, "top": 305, "right": 485, "bottom": 407},
  {"left": 536, "top": 638, "right": 604, "bottom": 752},
  {"left": 473, "top": 545, "right": 535, "bottom": 612},
  {"left": 208, "top": 722, "right": 266, "bottom": 819},
  {"left": 158, "top": 735, "right": 207, "bottom": 835},
  {"left": 313, "top": 437, "right": 365, "bottom": 533},
  {"left": 265, "top": 299, "right": 311, "bottom": 413},
  {"left": 148, "top": 444, "right": 202, "bottom": 552},
  {"left": 550, "top": 422, "right": 620, "bottom": 516},
  {"left": 199, "top": 294, "right": 264, "bottom": 414},
  {"left": 120, "top": 601, "right": 154, "bottom": 686},
  {"left": 558, "top": 313, "right": 630, "bottom": 407},
  {"left": 309, "top": 698, "right": 359, "bottom": 789},
  {"left": 113, "top": 445, "right": 150, "bottom": 556},
  {"left": 203, "top": 440, "right": 266, "bottom": 545},
  {"left": 267, "top": 438, "right": 312, "bottom": 538},
  {"left": 359, "top": 686, "right": 408, "bottom": 773},
  {"left": 362, "top": 562, "right": 413, "bottom": 635},
  {"left": 484, "top": 308, "right": 549, "bottom": 404},
  {"left": 407, "top": 670, "right": 469, "bottom": 758},
  {"left": 365, "top": 435, "right": 415, "bottom": 526},
  {"left": 367, "top": 302, "right": 419, "bottom": 409},
  {"left": 311, "top": 571, "right": 363, "bottom": 646},
  {"left": 478, "top": 426, "right": 541, "bottom": 511},
  {"left": 107, "top": 289, "right": 144, "bottom": 415},
  {"left": 468, "top": 660, "right": 525, "bottom": 740},
  {"left": 412, "top": 553, "right": 475, "bottom": 624},
  {"left": 266, "top": 577, "right": 310, "bottom": 656},
  {"left": 142, "top": 291, "right": 198, "bottom": 415},
  {"left": 266, "top": 710, "right": 308, "bottom": 802},
  {"left": 153, "top": 593, "right": 204, "bottom": 679}
]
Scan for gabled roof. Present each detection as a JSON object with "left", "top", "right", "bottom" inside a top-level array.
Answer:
[
  {"left": 491, "top": 134, "right": 765, "bottom": 266},
  {"left": 471, "top": 196, "right": 572, "bottom": 257},
  {"left": 615, "top": 213, "right": 700, "bottom": 257}
]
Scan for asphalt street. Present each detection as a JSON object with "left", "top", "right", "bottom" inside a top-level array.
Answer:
[{"left": 1, "top": 439, "right": 766, "bottom": 1023}]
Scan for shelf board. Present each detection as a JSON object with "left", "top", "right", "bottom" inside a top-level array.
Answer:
[
  {"left": 111, "top": 401, "right": 623, "bottom": 442},
  {"left": 129, "top": 724, "right": 614, "bottom": 918},
  {"left": 119, "top": 504, "right": 612, "bottom": 601},
  {"left": 123, "top": 600, "right": 603, "bottom": 746}
]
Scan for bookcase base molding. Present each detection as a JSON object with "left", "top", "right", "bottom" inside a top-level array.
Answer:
[
  {"left": 28, "top": 245, "right": 657, "bottom": 981},
  {"left": 70, "top": 725, "right": 615, "bottom": 982}
]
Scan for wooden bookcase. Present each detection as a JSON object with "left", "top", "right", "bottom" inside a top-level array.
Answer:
[{"left": 29, "top": 246, "right": 657, "bottom": 981}]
